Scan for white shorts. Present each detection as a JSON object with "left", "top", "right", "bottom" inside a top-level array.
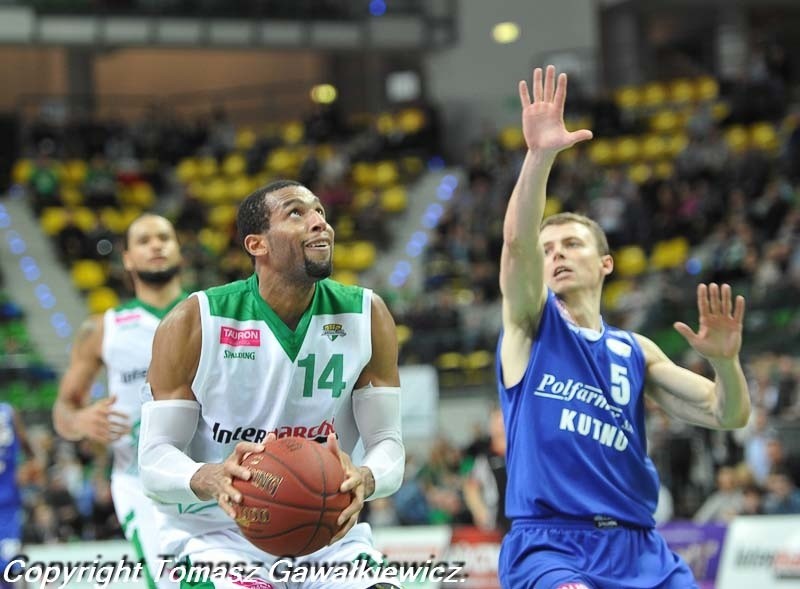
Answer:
[
  {"left": 111, "top": 472, "right": 177, "bottom": 589},
  {"left": 160, "top": 523, "right": 399, "bottom": 589}
]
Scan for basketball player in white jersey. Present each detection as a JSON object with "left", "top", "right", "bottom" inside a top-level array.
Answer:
[
  {"left": 53, "top": 214, "right": 186, "bottom": 589},
  {"left": 139, "top": 180, "right": 405, "bottom": 589}
]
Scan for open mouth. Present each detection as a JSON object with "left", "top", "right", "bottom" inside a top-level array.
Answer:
[
  {"left": 305, "top": 240, "right": 331, "bottom": 250},
  {"left": 554, "top": 266, "right": 572, "bottom": 278}
]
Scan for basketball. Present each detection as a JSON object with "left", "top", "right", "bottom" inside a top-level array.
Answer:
[{"left": 232, "top": 436, "right": 350, "bottom": 557}]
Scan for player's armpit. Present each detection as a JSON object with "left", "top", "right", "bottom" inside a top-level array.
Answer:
[{"left": 147, "top": 296, "right": 201, "bottom": 401}]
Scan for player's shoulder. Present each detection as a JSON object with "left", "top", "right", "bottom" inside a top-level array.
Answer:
[
  {"left": 203, "top": 276, "right": 252, "bottom": 300},
  {"left": 314, "top": 278, "right": 367, "bottom": 315}
]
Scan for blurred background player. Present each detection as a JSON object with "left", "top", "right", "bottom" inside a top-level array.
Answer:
[
  {"left": 52, "top": 214, "right": 186, "bottom": 589},
  {"left": 138, "top": 180, "right": 405, "bottom": 589},
  {"left": 497, "top": 66, "right": 750, "bottom": 588},
  {"left": 0, "top": 403, "right": 35, "bottom": 589}
]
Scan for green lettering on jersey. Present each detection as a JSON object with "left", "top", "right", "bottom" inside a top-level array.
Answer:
[{"left": 298, "top": 353, "right": 347, "bottom": 398}]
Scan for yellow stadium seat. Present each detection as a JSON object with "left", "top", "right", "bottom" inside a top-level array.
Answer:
[
  {"left": 204, "top": 178, "right": 229, "bottom": 204},
  {"left": 614, "top": 246, "right": 647, "bottom": 277},
  {"left": 665, "top": 133, "right": 689, "bottom": 157},
  {"left": 641, "top": 135, "right": 668, "bottom": 160},
  {"left": 197, "top": 157, "right": 218, "bottom": 179},
  {"left": 87, "top": 287, "right": 119, "bottom": 314},
  {"left": 436, "top": 352, "right": 463, "bottom": 371},
  {"left": 198, "top": 228, "right": 229, "bottom": 255},
  {"left": 64, "top": 160, "right": 88, "bottom": 186},
  {"left": 588, "top": 139, "right": 615, "bottom": 166},
  {"left": 331, "top": 270, "right": 359, "bottom": 286},
  {"left": 12, "top": 159, "right": 33, "bottom": 185},
  {"left": 334, "top": 216, "right": 355, "bottom": 241},
  {"left": 650, "top": 110, "right": 682, "bottom": 134},
  {"left": 60, "top": 186, "right": 84, "bottom": 207},
  {"left": 332, "top": 242, "right": 352, "bottom": 270},
  {"left": 121, "top": 207, "right": 143, "bottom": 227},
  {"left": 499, "top": 126, "right": 525, "bottom": 151},
  {"left": 72, "top": 207, "right": 97, "bottom": 232},
  {"left": 100, "top": 208, "right": 127, "bottom": 234},
  {"left": 614, "top": 136, "right": 640, "bottom": 164},
  {"left": 711, "top": 102, "right": 730, "bottom": 122},
  {"left": 352, "top": 163, "right": 376, "bottom": 187},
  {"left": 614, "top": 85, "right": 641, "bottom": 111},
  {"left": 129, "top": 182, "right": 155, "bottom": 207},
  {"left": 374, "top": 161, "right": 399, "bottom": 187},
  {"left": 235, "top": 128, "right": 257, "bottom": 151},
  {"left": 463, "top": 350, "right": 493, "bottom": 371},
  {"left": 222, "top": 153, "right": 246, "bottom": 177},
  {"left": 543, "top": 197, "right": 562, "bottom": 217},
  {"left": 750, "top": 122, "right": 779, "bottom": 153},
  {"left": 208, "top": 205, "right": 237, "bottom": 229},
  {"left": 376, "top": 113, "right": 395, "bottom": 135},
  {"left": 653, "top": 160, "right": 675, "bottom": 180},
  {"left": 695, "top": 76, "right": 719, "bottom": 102},
  {"left": 628, "top": 163, "right": 652, "bottom": 185},
  {"left": 724, "top": 125, "right": 749, "bottom": 153},
  {"left": 228, "top": 176, "right": 254, "bottom": 202},
  {"left": 176, "top": 158, "right": 199, "bottom": 184},
  {"left": 669, "top": 78, "right": 695, "bottom": 104},
  {"left": 281, "top": 121, "right": 304, "bottom": 145},
  {"left": 395, "top": 324, "right": 412, "bottom": 347},
  {"left": 40, "top": 207, "right": 69, "bottom": 236},
  {"left": 602, "top": 279, "right": 633, "bottom": 310},
  {"left": 71, "top": 260, "right": 107, "bottom": 290},
  {"left": 650, "top": 237, "right": 689, "bottom": 270},
  {"left": 397, "top": 108, "right": 426, "bottom": 134},
  {"left": 641, "top": 83, "right": 668, "bottom": 109},
  {"left": 351, "top": 190, "right": 377, "bottom": 212},
  {"left": 349, "top": 241, "right": 376, "bottom": 271},
  {"left": 380, "top": 186, "right": 408, "bottom": 214}
]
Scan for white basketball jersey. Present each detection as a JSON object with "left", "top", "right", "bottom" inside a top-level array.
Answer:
[
  {"left": 159, "top": 274, "right": 372, "bottom": 538},
  {"left": 102, "top": 296, "right": 185, "bottom": 475}
]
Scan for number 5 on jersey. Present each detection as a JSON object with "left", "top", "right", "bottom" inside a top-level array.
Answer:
[
  {"left": 298, "top": 353, "right": 346, "bottom": 398},
  {"left": 610, "top": 363, "right": 630, "bottom": 405}
]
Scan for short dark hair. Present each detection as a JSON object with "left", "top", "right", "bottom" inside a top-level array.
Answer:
[
  {"left": 236, "top": 179, "right": 304, "bottom": 256},
  {"left": 540, "top": 212, "right": 611, "bottom": 256}
]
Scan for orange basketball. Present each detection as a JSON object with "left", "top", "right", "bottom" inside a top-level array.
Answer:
[{"left": 232, "top": 437, "right": 349, "bottom": 557}]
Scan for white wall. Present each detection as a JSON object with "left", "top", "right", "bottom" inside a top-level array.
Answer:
[{"left": 425, "top": 0, "right": 598, "bottom": 155}]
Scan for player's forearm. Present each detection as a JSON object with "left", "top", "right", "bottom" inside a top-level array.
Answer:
[
  {"left": 709, "top": 357, "right": 750, "bottom": 429},
  {"left": 503, "top": 150, "right": 556, "bottom": 249},
  {"left": 52, "top": 398, "right": 85, "bottom": 441}
]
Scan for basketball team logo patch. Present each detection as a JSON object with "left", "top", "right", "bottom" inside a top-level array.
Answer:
[
  {"left": 220, "top": 326, "right": 261, "bottom": 347},
  {"left": 321, "top": 323, "right": 347, "bottom": 340}
]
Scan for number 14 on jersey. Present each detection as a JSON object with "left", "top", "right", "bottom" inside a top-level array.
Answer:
[{"left": 297, "top": 353, "right": 346, "bottom": 398}]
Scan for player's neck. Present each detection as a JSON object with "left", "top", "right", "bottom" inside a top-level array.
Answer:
[
  {"left": 256, "top": 274, "right": 316, "bottom": 330},
  {"left": 558, "top": 291, "right": 602, "bottom": 332},
  {"left": 134, "top": 280, "right": 183, "bottom": 310}
]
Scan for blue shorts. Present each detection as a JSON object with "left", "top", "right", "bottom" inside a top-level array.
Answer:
[
  {"left": 0, "top": 506, "right": 22, "bottom": 573},
  {"left": 499, "top": 519, "right": 698, "bottom": 589}
]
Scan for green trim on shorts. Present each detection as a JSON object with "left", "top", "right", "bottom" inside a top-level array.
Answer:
[
  {"left": 179, "top": 558, "right": 216, "bottom": 589},
  {"left": 130, "top": 525, "right": 158, "bottom": 589}
]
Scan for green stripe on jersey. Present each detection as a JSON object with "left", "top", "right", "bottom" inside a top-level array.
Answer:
[
  {"left": 114, "top": 293, "right": 188, "bottom": 319},
  {"left": 205, "top": 274, "right": 364, "bottom": 361}
]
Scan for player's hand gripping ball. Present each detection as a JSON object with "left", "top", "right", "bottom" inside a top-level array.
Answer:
[{"left": 232, "top": 436, "right": 349, "bottom": 556}]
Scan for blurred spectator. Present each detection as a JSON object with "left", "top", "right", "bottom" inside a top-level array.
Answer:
[
  {"left": 463, "top": 408, "right": 508, "bottom": 533},
  {"left": 693, "top": 466, "right": 744, "bottom": 524},
  {"left": 762, "top": 468, "right": 800, "bottom": 515}
]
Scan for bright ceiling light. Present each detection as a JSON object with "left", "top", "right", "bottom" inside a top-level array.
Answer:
[{"left": 492, "top": 22, "right": 520, "bottom": 44}]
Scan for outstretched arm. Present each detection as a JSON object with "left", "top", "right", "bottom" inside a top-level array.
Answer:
[
  {"left": 637, "top": 283, "right": 750, "bottom": 429},
  {"left": 139, "top": 297, "right": 262, "bottom": 512},
  {"left": 53, "top": 316, "right": 130, "bottom": 443},
  {"left": 500, "top": 65, "right": 592, "bottom": 386}
]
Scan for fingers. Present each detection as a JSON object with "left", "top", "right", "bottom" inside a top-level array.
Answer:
[
  {"left": 518, "top": 80, "right": 531, "bottom": 109},
  {"left": 327, "top": 432, "right": 341, "bottom": 457},
  {"left": 532, "top": 67, "right": 543, "bottom": 102},
  {"left": 554, "top": 72, "right": 567, "bottom": 108},
  {"left": 543, "top": 65, "right": 556, "bottom": 103},
  {"left": 234, "top": 441, "right": 265, "bottom": 459},
  {"left": 721, "top": 284, "right": 732, "bottom": 317},
  {"left": 734, "top": 294, "right": 746, "bottom": 323},
  {"left": 568, "top": 129, "right": 594, "bottom": 145},
  {"left": 331, "top": 511, "right": 359, "bottom": 544},
  {"left": 708, "top": 283, "right": 721, "bottom": 314},
  {"left": 218, "top": 492, "right": 237, "bottom": 519},
  {"left": 697, "top": 283, "right": 710, "bottom": 317},
  {"left": 673, "top": 321, "right": 696, "bottom": 342}
]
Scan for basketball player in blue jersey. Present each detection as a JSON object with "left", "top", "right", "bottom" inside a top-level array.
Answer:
[
  {"left": 497, "top": 66, "right": 751, "bottom": 589},
  {"left": 0, "top": 403, "right": 34, "bottom": 589}
]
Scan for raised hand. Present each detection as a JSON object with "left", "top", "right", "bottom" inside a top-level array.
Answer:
[
  {"left": 327, "top": 432, "right": 366, "bottom": 544},
  {"left": 519, "top": 65, "right": 593, "bottom": 155},
  {"left": 674, "top": 283, "right": 746, "bottom": 362},
  {"left": 75, "top": 395, "right": 130, "bottom": 444}
]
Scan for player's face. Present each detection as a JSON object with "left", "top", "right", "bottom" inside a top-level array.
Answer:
[
  {"left": 267, "top": 186, "right": 334, "bottom": 280},
  {"left": 540, "top": 222, "right": 612, "bottom": 295},
  {"left": 123, "top": 216, "right": 182, "bottom": 276}
]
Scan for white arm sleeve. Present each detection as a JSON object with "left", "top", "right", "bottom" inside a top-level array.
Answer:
[
  {"left": 138, "top": 398, "right": 205, "bottom": 504},
  {"left": 352, "top": 386, "right": 405, "bottom": 500}
]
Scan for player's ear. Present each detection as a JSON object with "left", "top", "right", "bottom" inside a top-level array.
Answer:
[
  {"left": 601, "top": 253, "right": 614, "bottom": 277},
  {"left": 244, "top": 234, "right": 268, "bottom": 257},
  {"left": 122, "top": 249, "right": 133, "bottom": 272}
]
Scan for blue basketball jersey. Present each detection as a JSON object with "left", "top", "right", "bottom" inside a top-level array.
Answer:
[
  {"left": 497, "top": 291, "right": 660, "bottom": 528},
  {"left": 0, "top": 403, "right": 21, "bottom": 508}
]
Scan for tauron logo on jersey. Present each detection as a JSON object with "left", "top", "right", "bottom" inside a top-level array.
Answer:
[
  {"left": 211, "top": 418, "right": 335, "bottom": 444},
  {"left": 534, "top": 373, "right": 623, "bottom": 417},
  {"left": 321, "top": 323, "right": 347, "bottom": 340},
  {"left": 220, "top": 326, "right": 261, "bottom": 347},
  {"left": 115, "top": 312, "right": 141, "bottom": 324}
]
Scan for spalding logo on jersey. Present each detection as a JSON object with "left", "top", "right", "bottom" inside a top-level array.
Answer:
[
  {"left": 219, "top": 326, "right": 261, "bottom": 347},
  {"left": 321, "top": 323, "right": 347, "bottom": 341}
]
